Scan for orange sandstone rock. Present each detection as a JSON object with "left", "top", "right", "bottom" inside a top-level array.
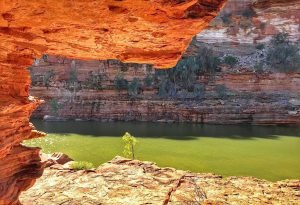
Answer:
[{"left": 0, "top": 0, "right": 227, "bottom": 68}]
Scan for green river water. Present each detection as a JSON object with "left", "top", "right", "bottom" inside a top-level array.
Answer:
[{"left": 25, "top": 119, "right": 300, "bottom": 181}]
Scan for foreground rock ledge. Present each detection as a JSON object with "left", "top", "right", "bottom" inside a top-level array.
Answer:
[{"left": 20, "top": 157, "right": 300, "bottom": 205}]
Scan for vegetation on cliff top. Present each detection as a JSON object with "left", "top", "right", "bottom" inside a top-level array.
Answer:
[{"left": 266, "top": 32, "right": 300, "bottom": 72}]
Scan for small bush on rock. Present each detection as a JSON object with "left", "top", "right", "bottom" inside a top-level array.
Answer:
[
  {"left": 224, "top": 55, "right": 238, "bottom": 68},
  {"left": 267, "top": 32, "right": 300, "bottom": 72},
  {"left": 215, "top": 84, "right": 228, "bottom": 100},
  {"left": 114, "top": 72, "right": 128, "bottom": 90},
  {"left": 122, "top": 132, "right": 137, "bottom": 160},
  {"left": 70, "top": 161, "right": 94, "bottom": 170}
]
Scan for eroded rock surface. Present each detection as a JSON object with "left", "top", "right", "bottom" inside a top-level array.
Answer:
[
  {"left": 30, "top": 56, "right": 300, "bottom": 124},
  {"left": 197, "top": 0, "right": 300, "bottom": 45},
  {"left": 0, "top": 1, "right": 227, "bottom": 204},
  {"left": 0, "top": 0, "right": 227, "bottom": 68},
  {"left": 20, "top": 157, "right": 300, "bottom": 205}
]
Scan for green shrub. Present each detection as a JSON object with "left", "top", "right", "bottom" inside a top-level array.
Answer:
[
  {"left": 114, "top": 73, "right": 128, "bottom": 90},
  {"left": 48, "top": 99, "right": 63, "bottom": 115},
  {"left": 157, "top": 77, "right": 175, "bottom": 97},
  {"left": 143, "top": 74, "right": 154, "bottom": 87},
  {"left": 68, "top": 67, "right": 78, "bottom": 87},
  {"left": 128, "top": 78, "right": 141, "bottom": 97},
  {"left": 256, "top": 44, "right": 265, "bottom": 50},
  {"left": 224, "top": 55, "right": 238, "bottom": 68},
  {"left": 267, "top": 32, "right": 300, "bottom": 72},
  {"left": 122, "top": 132, "right": 137, "bottom": 160},
  {"left": 270, "top": 32, "right": 289, "bottom": 45},
  {"left": 85, "top": 71, "right": 103, "bottom": 90},
  {"left": 197, "top": 46, "right": 221, "bottom": 74},
  {"left": 254, "top": 62, "right": 264, "bottom": 73},
  {"left": 215, "top": 85, "right": 228, "bottom": 100},
  {"left": 193, "top": 84, "right": 205, "bottom": 98},
  {"left": 70, "top": 161, "right": 94, "bottom": 170}
]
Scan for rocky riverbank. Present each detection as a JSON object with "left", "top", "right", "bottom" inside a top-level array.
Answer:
[{"left": 20, "top": 156, "right": 300, "bottom": 205}]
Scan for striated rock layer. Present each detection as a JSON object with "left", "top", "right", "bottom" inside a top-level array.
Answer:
[
  {"left": 197, "top": 0, "right": 300, "bottom": 45},
  {"left": 0, "top": 0, "right": 227, "bottom": 204},
  {"left": 30, "top": 56, "right": 300, "bottom": 125},
  {"left": 20, "top": 157, "right": 300, "bottom": 205}
]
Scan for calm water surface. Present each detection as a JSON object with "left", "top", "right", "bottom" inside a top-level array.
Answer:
[{"left": 25, "top": 119, "right": 300, "bottom": 181}]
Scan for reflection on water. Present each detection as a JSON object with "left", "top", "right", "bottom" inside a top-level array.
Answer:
[
  {"left": 31, "top": 119, "right": 300, "bottom": 139},
  {"left": 27, "top": 119, "right": 300, "bottom": 181}
]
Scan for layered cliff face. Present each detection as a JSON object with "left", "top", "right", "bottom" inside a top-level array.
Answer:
[
  {"left": 30, "top": 54, "right": 300, "bottom": 124},
  {"left": 197, "top": 0, "right": 300, "bottom": 45},
  {"left": 0, "top": 1, "right": 227, "bottom": 204}
]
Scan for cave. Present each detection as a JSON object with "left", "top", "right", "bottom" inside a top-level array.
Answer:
[{"left": 0, "top": 0, "right": 227, "bottom": 204}]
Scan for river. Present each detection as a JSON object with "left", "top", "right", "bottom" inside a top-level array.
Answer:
[{"left": 25, "top": 119, "right": 300, "bottom": 181}]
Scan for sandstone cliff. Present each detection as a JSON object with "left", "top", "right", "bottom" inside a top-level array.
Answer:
[{"left": 30, "top": 53, "right": 300, "bottom": 125}]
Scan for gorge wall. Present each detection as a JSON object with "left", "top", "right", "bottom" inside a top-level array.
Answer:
[
  {"left": 0, "top": 0, "right": 227, "bottom": 204},
  {"left": 30, "top": 54, "right": 300, "bottom": 125}
]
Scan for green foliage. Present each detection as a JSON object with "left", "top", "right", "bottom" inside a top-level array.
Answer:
[
  {"left": 267, "top": 32, "right": 300, "bottom": 72},
  {"left": 114, "top": 73, "right": 128, "bottom": 90},
  {"left": 85, "top": 71, "right": 103, "bottom": 90},
  {"left": 128, "top": 78, "right": 141, "bottom": 97},
  {"left": 48, "top": 99, "right": 63, "bottom": 115},
  {"left": 256, "top": 44, "right": 265, "bottom": 50},
  {"left": 143, "top": 73, "right": 154, "bottom": 87},
  {"left": 270, "top": 32, "right": 289, "bottom": 45},
  {"left": 198, "top": 47, "right": 221, "bottom": 74},
  {"left": 68, "top": 67, "right": 78, "bottom": 89},
  {"left": 43, "top": 69, "right": 55, "bottom": 87},
  {"left": 215, "top": 85, "right": 228, "bottom": 100},
  {"left": 70, "top": 161, "right": 94, "bottom": 170},
  {"left": 122, "top": 132, "right": 137, "bottom": 160},
  {"left": 254, "top": 62, "right": 264, "bottom": 74},
  {"left": 224, "top": 55, "right": 238, "bottom": 68},
  {"left": 157, "top": 75, "right": 175, "bottom": 97},
  {"left": 193, "top": 84, "right": 205, "bottom": 98},
  {"left": 153, "top": 45, "right": 220, "bottom": 99}
]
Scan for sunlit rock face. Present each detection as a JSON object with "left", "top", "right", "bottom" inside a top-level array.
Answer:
[
  {"left": 0, "top": 0, "right": 227, "bottom": 68},
  {"left": 197, "top": 0, "right": 300, "bottom": 44},
  {"left": 20, "top": 157, "right": 300, "bottom": 205},
  {"left": 0, "top": 0, "right": 226, "bottom": 204}
]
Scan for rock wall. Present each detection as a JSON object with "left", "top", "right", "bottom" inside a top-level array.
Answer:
[
  {"left": 197, "top": 0, "right": 300, "bottom": 45},
  {"left": 30, "top": 56, "right": 300, "bottom": 125},
  {"left": 0, "top": 0, "right": 226, "bottom": 204},
  {"left": 20, "top": 156, "right": 300, "bottom": 205}
]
